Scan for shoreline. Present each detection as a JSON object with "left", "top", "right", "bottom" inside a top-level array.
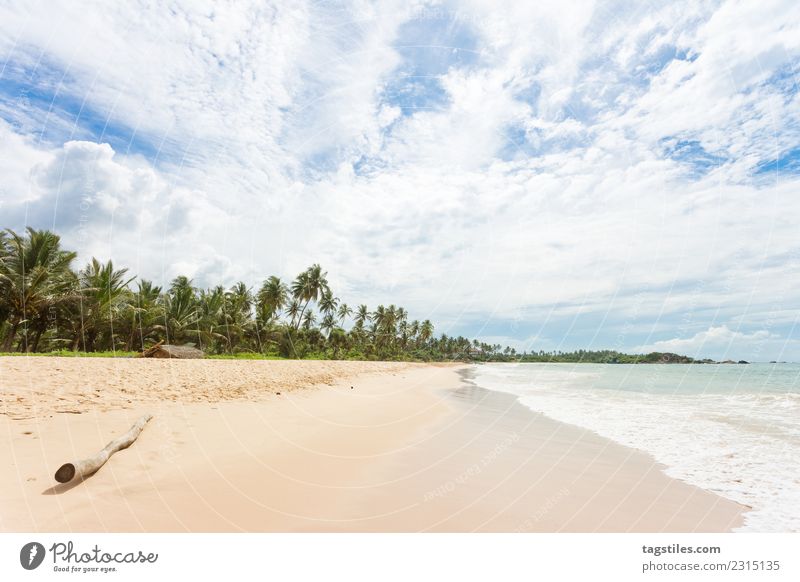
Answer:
[
  {"left": 0, "top": 358, "right": 744, "bottom": 532},
  {"left": 447, "top": 368, "right": 747, "bottom": 532}
]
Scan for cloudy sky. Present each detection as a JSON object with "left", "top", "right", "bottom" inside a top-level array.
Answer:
[{"left": 1, "top": 0, "right": 799, "bottom": 360}]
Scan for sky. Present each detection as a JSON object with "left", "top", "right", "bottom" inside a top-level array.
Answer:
[{"left": 0, "top": 0, "right": 799, "bottom": 361}]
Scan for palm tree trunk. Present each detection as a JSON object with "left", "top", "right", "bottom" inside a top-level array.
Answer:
[
  {"left": 2, "top": 317, "right": 20, "bottom": 352},
  {"left": 294, "top": 299, "right": 311, "bottom": 332},
  {"left": 86, "top": 330, "right": 97, "bottom": 352},
  {"left": 125, "top": 325, "right": 136, "bottom": 351},
  {"left": 254, "top": 322, "right": 263, "bottom": 354},
  {"left": 289, "top": 300, "right": 312, "bottom": 358},
  {"left": 31, "top": 327, "right": 45, "bottom": 352}
]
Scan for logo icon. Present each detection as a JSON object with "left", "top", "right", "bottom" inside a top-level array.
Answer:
[{"left": 20, "top": 542, "right": 46, "bottom": 570}]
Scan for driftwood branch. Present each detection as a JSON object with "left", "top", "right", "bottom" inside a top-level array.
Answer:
[{"left": 54, "top": 414, "right": 154, "bottom": 484}]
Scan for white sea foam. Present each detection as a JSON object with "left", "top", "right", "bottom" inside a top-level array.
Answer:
[{"left": 472, "top": 363, "right": 800, "bottom": 532}]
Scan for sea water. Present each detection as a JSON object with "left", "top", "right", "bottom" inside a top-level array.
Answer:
[{"left": 471, "top": 363, "right": 800, "bottom": 532}]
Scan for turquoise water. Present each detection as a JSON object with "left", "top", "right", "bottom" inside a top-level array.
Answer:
[{"left": 472, "top": 363, "right": 800, "bottom": 532}]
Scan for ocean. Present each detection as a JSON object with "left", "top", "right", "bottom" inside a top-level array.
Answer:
[{"left": 470, "top": 362, "right": 800, "bottom": 532}]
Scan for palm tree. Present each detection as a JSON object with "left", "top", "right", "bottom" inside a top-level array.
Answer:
[
  {"left": 375, "top": 304, "right": 398, "bottom": 353},
  {"left": 409, "top": 320, "right": 420, "bottom": 345},
  {"left": 0, "top": 230, "right": 9, "bottom": 259},
  {"left": 75, "top": 258, "right": 134, "bottom": 351},
  {"left": 337, "top": 302, "right": 353, "bottom": 324},
  {"left": 0, "top": 237, "right": 519, "bottom": 361},
  {"left": 329, "top": 327, "right": 348, "bottom": 359},
  {"left": 164, "top": 276, "right": 199, "bottom": 345},
  {"left": 288, "top": 264, "right": 330, "bottom": 357},
  {"left": 301, "top": 309, "right": 316, "bottom": 331},
  {"left": 196, "top": 286, "right": 226, "bottom": 351},
  {"left": 355, "top": 304, "right": 370, "bottom": 328},
  {"left": 222, "top": 282, "right": 254, "bottom": 353},
  {"left": 419, "top": 320, "right": 434, "bottom": 345},
  {"left": 371, "top": 305, "right": 385, "bottom": 328},
  {"left": 254, "top": 276, "right": 287, "bottom": 353},
  {"left": 124, "top": 279, "right": 163, "bottom": 351},
  {"left": 398, "top": 317, "right": 410, "bottom": 350},
  {"left": 290, "top": 264, "right": 329, "bottom": 332},
  {"left": 318, "top": 289, "right": 339, "bottom": 317},
  {"left": 0, "top": 231, "right": 10, "bottom": 327},
  {"left": 257, "top": 276, "right": 287, "bottom": 320},
  {"left": 0, "top": 228, "right": 77, "bottom": 352},
  {"left": 285, "top": 299, "right": 301, "bottom": 328},
  {"left": 350, "top": 304, "right": 369, "bottom": 349},
  {"left": 226, "top": 282, "right": 253, "bottom": 314},
  {"left": 320, "top": 312, "right": 336, "bottom": 338}
]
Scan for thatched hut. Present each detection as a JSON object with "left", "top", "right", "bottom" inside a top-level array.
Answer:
[{"left": 140, "top": 342, "right": 204, "bottom": 359}]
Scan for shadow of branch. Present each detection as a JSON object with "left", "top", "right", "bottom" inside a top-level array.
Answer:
[{"left": 41, "top": 475, "right": 90, "bottom": 495}]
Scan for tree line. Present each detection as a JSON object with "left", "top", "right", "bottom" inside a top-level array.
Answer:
[
  {"left": 0, "top": 227, "right": 501, "bottom": 360},
  {"left": 0, "top": 227, "right": 702, "bottom": 363}
]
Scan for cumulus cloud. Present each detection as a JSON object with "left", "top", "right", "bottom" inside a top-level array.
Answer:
[
  {"left": 1, "top": 0, "right": 799, "bottom": 359},
  {"left": 1, "top": 132, "right": 243, "bottom": 285},
  {"left": 635, "top": 325, "right": 786, "bottom": 361}
]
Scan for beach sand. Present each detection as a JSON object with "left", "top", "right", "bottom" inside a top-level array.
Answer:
[{"left": 0, "top": 357, "right": 745, "bottom": 532}]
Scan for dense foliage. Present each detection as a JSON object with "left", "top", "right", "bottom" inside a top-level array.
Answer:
[
  {"left": 1, "top": 227, "right": 706, "bottom": 363},
  {"left": 0, "top": 227, "right": 478, "bottom": 360},
  {"left": 512, "top": 350, "right": 702, "bottom": 364}
]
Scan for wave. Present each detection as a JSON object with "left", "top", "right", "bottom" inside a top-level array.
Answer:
[{"left": 472, "top": 363, "right": 800, "bottom": 532}]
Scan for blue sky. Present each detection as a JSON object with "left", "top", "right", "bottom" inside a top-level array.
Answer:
[{"left": 1, "top": 0, "right": 799, "bottom": 360}]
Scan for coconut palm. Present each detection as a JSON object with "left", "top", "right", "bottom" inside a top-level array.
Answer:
[
  {"left": 371, "top": 305, "right": 385, "bottom": 329},
  {"left": 195, "top": 286, "right": 226, "bottom": 350},
  {"left": 0, "top": 233, "right": 513, "bottom": 361},
  {"left": 336, "top": 302, "right": 352, "bottom": 324},
  {"left": 349, "top": 304, "right": 369, "bottom": 349},
  {"left": 226, "top": 282, "right": 253, "bottom": 315},
  {"left": 0, "top": 232, "right": 9, "bottom": 323},
  {"left": 355, "top": 304, "right": 370, "bottom": 328},
  {"left": 318, "top": 289, "right": 338, "bottom": 317},
  {"left": 419, "top": 320, "right": 434, "bottom": 345},
  {"left": 254, "top": 277, "right": 286, "bottom": 352},
  {"left": 124, "top": 279, "right": 163, "bottom": 351},
  {"left": 257, "top": 276, "right": 287, "bottom": 320},
  {"left": 301, "top": 309, "right": 316, "bottom": 331},
  {"left": 221, "top": 282, "right": 254, "bottom": 352},
  {"left": 398, "top": 318, "right": 410, "bottom": 350},
  {"left": 0, "top": 228, "right": 77, "bottom": 352},
  {"left": 290, "top": 264, "right": 329, "bottom": 332},
  {"left": 320, "top": 312, "right": 336, "bottom": 338},
  {"left": 74, "top": 258, "right": 135, "bottom": 351},
  {"left": 409, "top": 320, "right": 420, "bottom": 344},
  {"left": 163, "top": 276, "right": 199, "bottom": 345},
  {"left": 376, "top": 304, "right": 398, "bottom": 352},
  {"left": 329, "top": 327, "right": 348, "bottom": 359},
  {"left": 285, "top": 299, "right": 301, "bottom": 328}
]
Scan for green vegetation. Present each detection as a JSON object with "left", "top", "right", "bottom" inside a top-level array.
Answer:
[
  {"left": 0, "top": 227, "right": 479, "bottom": 361},
  {"left": 1, "top": 227, "right": 708, "bottom": 363},
  {"left": 511, "top": 350, "right": 700, "bottom": 364}
]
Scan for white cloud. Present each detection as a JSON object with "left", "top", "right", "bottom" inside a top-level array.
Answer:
[
  {"left": 635, "top": 325, "right": 788, "bottom": 361},
  {"left": 1, "top": 0, "right": 800, "bottom": 357}
]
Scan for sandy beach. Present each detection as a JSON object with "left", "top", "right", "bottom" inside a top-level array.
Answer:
[{"left": 0, "top": 357, "right": 745, "bottom": 532}]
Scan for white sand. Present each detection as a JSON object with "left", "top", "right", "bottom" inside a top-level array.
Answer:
[{"left": 0, "top": 357, "right": 745, "bottom": 532}]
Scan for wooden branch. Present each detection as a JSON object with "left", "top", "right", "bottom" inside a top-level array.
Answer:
[{"left": 54, "top": 414, "right": 154, "bottom": 484}]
